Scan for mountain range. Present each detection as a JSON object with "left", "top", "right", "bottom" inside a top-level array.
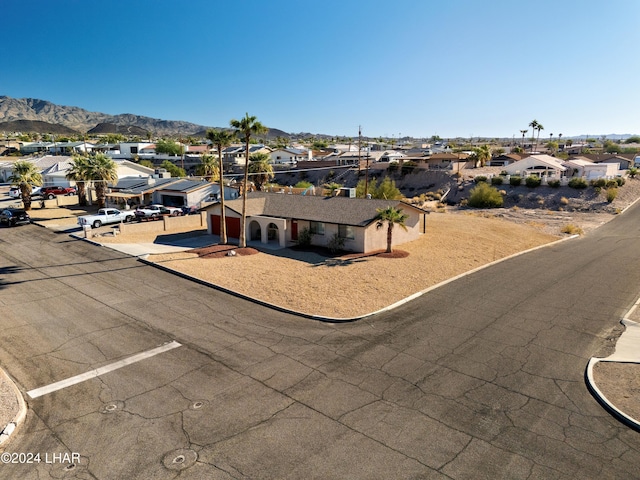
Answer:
[{"left": 0, "top": 96, "right": 289, "bottom": 138}]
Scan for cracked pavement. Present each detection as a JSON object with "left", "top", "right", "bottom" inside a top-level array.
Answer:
[{"left": 0, "top": 206, "right": 640, "bottom": 479}]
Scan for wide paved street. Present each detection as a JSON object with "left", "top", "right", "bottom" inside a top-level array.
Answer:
[{"left": 1, "top": 205, "right": 640, "bottom": 479}]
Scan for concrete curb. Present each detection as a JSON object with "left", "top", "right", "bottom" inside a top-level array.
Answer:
[
  {"left": 586, "top": 305, "right": 640, "bottom": 432},
  {"left": 0, "top": 370, "right": 27, "bottom": 447}
]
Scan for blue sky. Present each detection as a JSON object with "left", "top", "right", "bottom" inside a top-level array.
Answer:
[{"left": 3, "top": 0, "right": 639, "bottom": 139}]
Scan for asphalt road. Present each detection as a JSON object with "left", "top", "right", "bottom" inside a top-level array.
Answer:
[{"left": 0, "top": 204, "right": 640, "bottom": 479}]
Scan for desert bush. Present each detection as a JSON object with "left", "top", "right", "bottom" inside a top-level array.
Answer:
[
  {"left": 606, "top": 179, "right": 618, "bottom": 189},
  {"left": 510, "top": 176, "right": 522, "bottom": 186},
  {"left": 607, "top": 188, "right": 618, "bottom": 203},
  {"left": 560, "top": 196, "right": 569, "bottom": 205},
  {"left": 525, "top": 176, "right": 541, "bottom": 188},
  {"left": 401, "top": 161, "right": 417, "bottom": 175},
  {"left": 591, "top": 178, "right": 607, "bottom": 188},
  {"left": 616, "top": 177, "right": 626, "bottom": 186},
  {"left": 474, "top": 175, "right": 488, "bottom": 184},
  {"left": 491, "top": 176, "right": 503, "bottom": 185},
  {"left": 297, "top": 227, "right": 313, "bottom": 247},
  {"left": 548, "top": 179, "right": 561, "bottom": 188},
  {"left": 467, "top": 182, "right": 504, "bottom": 208},
  {"left": 594, "top": 186, "right": 602, "bottom": 195},
  {"left": 387, "top": 163, "right": 398, "bottom": 172},
  {"left": 561, "top": 224, "right": 584, "bottom": 235},
  {"left": 327, "top": 233, "right": 345, "bottom": 253},
  {"left": 568, "top": 177, "right": 588, "bottom": 189}
]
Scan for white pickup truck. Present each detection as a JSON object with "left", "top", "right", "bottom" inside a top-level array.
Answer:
[{"left": 77, "top": 208, "right": 135, "bottom": 228}]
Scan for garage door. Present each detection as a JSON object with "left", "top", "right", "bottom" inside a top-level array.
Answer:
[{"left": 211, "top": 215, "right": 241, "bottom": 239}]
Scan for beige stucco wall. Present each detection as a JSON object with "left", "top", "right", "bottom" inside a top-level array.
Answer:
[{"left": 119, "top": 212, "right": 206, "bottom": 235}]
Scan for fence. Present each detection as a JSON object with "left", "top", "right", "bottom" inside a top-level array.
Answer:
[{"left": 117, "top": 212, "right": 206, "bottom": 235}]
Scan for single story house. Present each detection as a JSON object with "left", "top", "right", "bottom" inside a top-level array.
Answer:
[
  {"left": 563, "top": 157, "right": 620, "bottom": 180},
  {"left": 203, "top": 192, "right": 428, "bottom": 253},
  {"left": 503, "top": 154, "right": 567, "bottom": 178},
  {"left": 269, "top": 148, "right": 310, "bottom": 165}
]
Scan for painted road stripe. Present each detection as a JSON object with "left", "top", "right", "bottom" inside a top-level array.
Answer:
[{"left": 27, "top": 341, "right": 181, "bottom": 399}]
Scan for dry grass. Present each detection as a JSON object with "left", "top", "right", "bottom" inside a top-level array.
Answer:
[{"left": 147, "top": 212, "right": 559, "bottom": 318}]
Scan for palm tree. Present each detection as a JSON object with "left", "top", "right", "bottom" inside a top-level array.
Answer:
[
  {"left": 206, "top": 129, "right": 236, "bottom": 245},
  {"left": 472, "top": 144, "right": 492, "bottom": 167},
  {"left": 520, "top": 129, "right": 528, "bottom": 149},
  {"left": 66, "top": 154, "right": 90, "bottom": 206},
  {"left": 375, "top": 206, "right": 409, "bottom": 254},
  {"left": 86, "top": 153, "right": 118, "bottom": 209},
  {"left": 248, "top": 152, "right": 274, "bottom": 191},
  {"left": 528, "top": 120, "right": 539, "bottom": 153},
  {"left": 8, "top": 160, "right": 42, "bottom": 211},
  {"left": 229, "top": 113, "right": 267, "bottom": 248},
  {"left": 196, "top": 154, "right": 219, "bottom": 182},
  {"left": 535, "top": 123, "right": 544, "bottom": 153}
]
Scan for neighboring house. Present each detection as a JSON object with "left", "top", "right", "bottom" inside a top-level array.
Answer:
[
  {"left": 107, "top": 142, "right": 155, "bottom": 159},
  {"left": 222, "top": 144, "right": 272, "bottom": 166},
  {"left": 269, "top": 148, "right": 309, "bottom": 165},
  {"left": 579, "top": 153, "right": 635, "bottom": 170},
  {"left": 503, "top": 155, "right": 567, "bottom": 178},
  {"left": 20, "top": 142, "right": 53, "bottom": 155},
  {"left": 379, "top": 150, "right": 406, "bottom": 163},
  {"left": 203, "top": 192, "right": 428, "bottom": 253},
  {"left": 563, "top": 157, "right": 620, "bottom": 180},
  {"left": 47, "top": 141, "right": 95, "bottom": 155},
  {"left": 153, "top": 179, "right": 233, "bottom": 207}
]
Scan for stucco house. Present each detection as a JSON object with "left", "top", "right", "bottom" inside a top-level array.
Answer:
[
  {"left": 204, "top": 192, "right": 428, "bottom": 253},
  {"left": 563, "top": 157, "right": 620, "bottom": 180},
  {"left": 269, "top": 148, "right": 309, "bottom": 165},
  {"left": 503, "top": 154, "right": 567, "bottom": 178}
]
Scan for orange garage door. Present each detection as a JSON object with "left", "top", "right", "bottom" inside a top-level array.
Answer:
[{"left": 211, "top": 215, "right": 241, "bottom": 239}]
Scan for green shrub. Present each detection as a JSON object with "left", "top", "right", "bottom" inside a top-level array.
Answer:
[
  {"left": 607, "top": 188, "right": 618, "bottom": 203},
  {"left": 525, "top": 176, "right": 541, "bottom": 188},
  {"left": 387, "top": 163, "right": 398, "bottom": 172},
  {"left": 510, "top": 176, "right": 522, "bottom": 186},
  {"left": 327, "top": 233, "right": 345, "bottom": 253},
  {"left": 568, "top": 177, "right": 588, "bottom": 189},
  {"left": 295, "top": 181, "right": 313, "bottom": 188},
  {"left": 591, "top": 178, "right": 606, "bottom": 188},
  {"left": 490, "top": 176, "right": 503, "bottom": 185},
  {"left": 467, "top": 182, "right": 504, "bottom": 208},
  {"left": 616, "top": 177, "right": 626, "bottom": 186},
  {"left": 401, "top": 161, "right": 417, "bottom": 175},
  {"left": 548, "top": 179, "right": 561, "bottom": 188},
  {"left": 474, "top": 175, "right": 488, "bottom": 183},
  {"left": 605, "top": 179, "right": 618, "bottom": 189},
  {"left": 297, "top": 227, "right": 313, "bottom": 247}
]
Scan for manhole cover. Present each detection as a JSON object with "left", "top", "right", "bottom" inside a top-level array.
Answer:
[{"left": 162, "top": 449, "right": 198, "bottom": 471}]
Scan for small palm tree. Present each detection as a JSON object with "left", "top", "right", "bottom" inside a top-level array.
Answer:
[
  {"left": 535, "top": 123, "right": 544, "bottom": 153},
  {"left": 230, "top": 113, "right": 268, "bottom": 248},
  {"left": 472, "top": 144, "right": 492, "bottom": 167},
  {"left": 66, "top": 154, "right": 90, "bottom": 206},
  {"left": 248, "top": 152, "right": 274, "bottom": 191},
  {"left": 375, "top": 206, "right": 409, "bottom": 254},
  {"left": 196, "top": 154, "right": 220, "bottom": 182},
  {"left": 8, "top": 160, "right": 42, "bottom": 211},
  {"left": 86, "top": 153, "right": 118, "bottom": 209},
  {"left": 206, "top": 128, "right": 236, "bottom": 245}
]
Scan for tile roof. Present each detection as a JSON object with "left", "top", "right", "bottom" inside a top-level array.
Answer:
[{"left": 216, "top": 192, "right": 426, "bottom": 226}]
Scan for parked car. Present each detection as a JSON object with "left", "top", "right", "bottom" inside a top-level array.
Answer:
[
  {"left": 77, "top": 208, "right": 135, "bottom": 228},
  {"left": 134, "top": 204, "right": 183, "bottom": 220},
  {"left": 8, "top": 186, "right": 41, "bottom": 198},
  {"left": 40, "top": 186, "right": 77, "bottom": 199},
  {"left": 0, "top": 208, "right": 31, "bottom": 227}
]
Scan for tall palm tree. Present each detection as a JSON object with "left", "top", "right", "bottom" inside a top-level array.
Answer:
[
  {"left": 375, "top": 206, "right": 409, "bottom": 254},
  {"left": 8, "top": 160, "right": 42, "bottom": 211},
  {"left": 248, "top": 152, "right": 274, "bottom": 191},
  {"left": 535, "top": 123, "right": 544, "bottom": 153},
  {"left": 66, "top": 154, "right": 90, "bottom": 206},
  {"left": 206, "top": 128, "right": 236, "bottom": 245},
  {"left": 472, "top": 144, "right": 492, "bottom": 167},
  {"left": 86, "top": 153, "right": 118, "bottom": 209},
  {"left": 229, "top": 113, "right": 267, "bottom": 248},
  {"left": 528, "top": 120, "right": 539, "bottom": 153}
]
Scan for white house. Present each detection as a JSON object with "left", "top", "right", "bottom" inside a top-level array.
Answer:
[
  {"left": 563, "top": 157, "right": 620, "bottom": 179},
  {"left": 503, "top": 155, "right": 567, "bottom": 178},
  {"left": 269, "top": 148, "right": 309, "bottom": 165}
]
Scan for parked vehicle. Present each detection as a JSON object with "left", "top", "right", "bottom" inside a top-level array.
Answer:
[
  {"left": 134, "top": 204, "right": 183, "bottom": 220},
  {"left": 8, "top": 186, "right": 41, "bottom": 198},
  {"left": 77, "top": 208, "right": 135, "bottom": 228},
  {"left": 0, "top": 208, "right": 31, "bottom": 227},
  {"left": 41, "top": 186, "right": 77, "bottom": 199}
]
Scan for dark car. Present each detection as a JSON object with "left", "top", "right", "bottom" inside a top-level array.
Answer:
[
  {"left": 0, "top": 208, "right": 31, "bottom": 227},
  {"left": 40, "top": 186, "right": 77, "bottom": 199}
]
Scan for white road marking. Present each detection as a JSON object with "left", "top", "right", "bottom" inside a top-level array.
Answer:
[{"left": 27, "top": 341, "right": 182, "bottom": 399}]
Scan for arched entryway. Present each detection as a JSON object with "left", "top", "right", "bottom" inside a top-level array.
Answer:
[
  {"left": 249, "top": 220, "right": 261, "bottom": 241},
  {"left": 267, "top": 223, "right": 279, "bottom": 244}
]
